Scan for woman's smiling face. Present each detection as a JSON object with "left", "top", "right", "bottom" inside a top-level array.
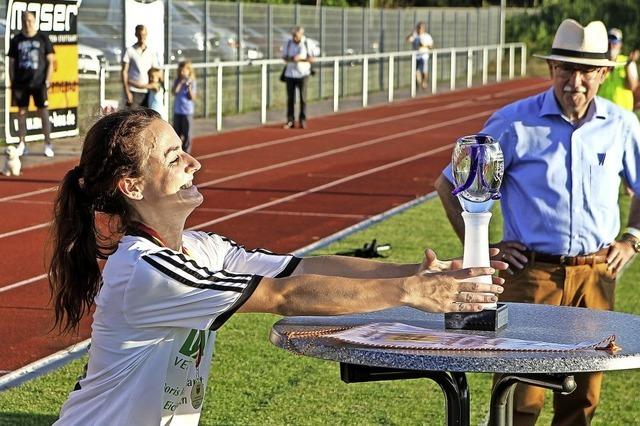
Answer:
[{"left": 135, "top": 119, "right": 203, "bottom": 216}]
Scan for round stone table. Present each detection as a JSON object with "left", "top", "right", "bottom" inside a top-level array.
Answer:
[{"left": 270, "top": 303, "right": 640, "bottom": 426}]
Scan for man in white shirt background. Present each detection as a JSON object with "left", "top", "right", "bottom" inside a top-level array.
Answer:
[
  {"left": 122, "top": 24, "right": 160, "bottom": 108},
  {"left": 282, "top": 26, "right": 317, "bottom": 129}
]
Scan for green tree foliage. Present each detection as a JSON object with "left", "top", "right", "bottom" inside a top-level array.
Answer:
[{"left": 508, "top": 0, "right": 640, "bottom": 56}]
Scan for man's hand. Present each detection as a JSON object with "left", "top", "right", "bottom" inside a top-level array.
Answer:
[
  {"left": 490, "top": 241, "right": 529, "bottom": 270},
  {"left": 125, "top": 91, "right": 133, "bottom": 106},
  {"left": 607, "top": 239, "right": 637, "bottom": 274},
  {"left": 404, "top": 267, "right": 504, "bottom": 313},
  {"left": 418, "top": 248, "right": 509, "bottom": 274}
]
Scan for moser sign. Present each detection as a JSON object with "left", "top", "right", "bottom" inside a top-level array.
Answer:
[{"left": 4, "top": 0, "right": 80, "bottom": 143}]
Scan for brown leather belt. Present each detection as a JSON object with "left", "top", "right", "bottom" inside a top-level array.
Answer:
[{"left": 525, "top": 247, "right": 610, "bottom": 266}]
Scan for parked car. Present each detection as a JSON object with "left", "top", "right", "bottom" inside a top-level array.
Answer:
[{"left": 78, "top": 43, "right": 107, "bottom": 78}]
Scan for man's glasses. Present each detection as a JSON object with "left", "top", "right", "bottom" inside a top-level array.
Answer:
[{"left": 553, "top": 63, "right": 603, "bottom": 80}]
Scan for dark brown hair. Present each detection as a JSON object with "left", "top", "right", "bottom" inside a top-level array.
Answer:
[{"left": 49, "top": 108, "right": 160, "bottom": 333}]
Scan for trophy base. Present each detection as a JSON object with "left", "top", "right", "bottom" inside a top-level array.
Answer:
[{"left": 444, "top": 303, "right": 509, "bottom": 331}]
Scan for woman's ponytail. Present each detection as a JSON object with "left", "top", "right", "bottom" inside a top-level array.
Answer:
[{"left": 49, "top": 166, "right": 102, "bottom": 333}]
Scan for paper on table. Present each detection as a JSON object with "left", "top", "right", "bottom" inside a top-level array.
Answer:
[{"left": 325, "top": 322, "right": 617, "bottom": 352}]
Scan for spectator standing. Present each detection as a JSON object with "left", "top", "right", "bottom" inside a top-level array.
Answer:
[
  {"left": 598, "top": 27, "right": 639, "bottom": 111},
  {"left": 406, "top": 22, "right": 433, "bottom": 91},
  {"left": 173, "top": 60, "right": 196, "bottom": 153},
  {"left": 282, "top": 26, "right": 316, "bottom": 129},
  {"left": 8, "top": 11, "right": 55, "bottom": 158},
  {"left": 146, "top": 67, "right": 166, "bottom": 120},
  {"left": 122, "top": 24, "right": 160, "bottom": 108},
  {"left": 435, "top": 19, "right": 640, "bottom": 425}
]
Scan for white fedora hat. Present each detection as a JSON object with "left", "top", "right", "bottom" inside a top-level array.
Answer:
[{"left": 534, "top": 19, "right": 618, "bottom": 67}]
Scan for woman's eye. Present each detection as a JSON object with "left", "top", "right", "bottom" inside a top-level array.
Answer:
[{"left": 170, "top": 157, "right": 180, "bottom": 166}]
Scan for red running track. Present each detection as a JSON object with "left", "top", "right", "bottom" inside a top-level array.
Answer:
[{"left": 0, "top": 77, "right": 547, "bottom": 374}]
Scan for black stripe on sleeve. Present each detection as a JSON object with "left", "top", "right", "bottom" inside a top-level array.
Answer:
[
  {"left": 159, "top": 248, "right": 261, "bottom": 280},
  {"left": 215, "top": 234, "right": 280, "bottom": 256},
  {"left": 153, "top": 250, "right": 254, "bottom": 283},
  {"left": 275, "top": 256, "right": 302, "bottom": 278},
  {"left": 209, "top": 275, "right": 263, "bottom": 330},
  {"left": 142, "top": 255, "right": 247, "bottom": 293}
]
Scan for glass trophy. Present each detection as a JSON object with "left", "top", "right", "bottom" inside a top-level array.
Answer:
[{"left": 445, "top": 134, "right": 508, "bottom": 331}]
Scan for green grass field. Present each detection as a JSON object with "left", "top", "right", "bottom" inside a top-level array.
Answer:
[{"left": 1, "top": 192, "right": 639, "bottom": 425}]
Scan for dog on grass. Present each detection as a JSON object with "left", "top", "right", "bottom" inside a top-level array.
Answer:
[{"left": 2, "top": 145, "right": 22, "bottom": 176}]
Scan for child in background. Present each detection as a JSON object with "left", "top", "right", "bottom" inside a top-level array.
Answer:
[
  {"left": 146, "top": 67, "right": 166, "bottom": 120},
  {"left": 173, "top": 60, "right": 196, "bottom": 153}
]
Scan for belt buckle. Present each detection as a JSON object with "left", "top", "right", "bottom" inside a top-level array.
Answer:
[{"left": 559, "top": 255, "right": 567, "bottom": 265}]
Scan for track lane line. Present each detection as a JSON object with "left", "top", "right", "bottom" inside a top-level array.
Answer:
[
  {"left": 0, "top": 80, "right": 547, "bottom": 206},
  {"left": 195, "top": 80, "right": 549, "bottom": 161},
  {"left": 0, "top": 221, "right": 51, "bottom": 239},
  {"left": 197, "top": 109, "right": 494, "bottom": 188},
  {"left": 0, "top": 87, "right": 543, "bottom": 242},
  {"left": 0, "top": 106, "right": 497, "bottom": 243},
  {"left": 0, "top": 274, "right": 48, "bottom": 294},
  {"left": 188, "top": 143, "right": 456, "bottom": 230},
  {"left": 0, "top": 81, "right": 547, "bottom": 291}
]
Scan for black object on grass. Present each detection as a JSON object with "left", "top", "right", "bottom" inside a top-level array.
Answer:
[{"left": 335, "top": 239, "right": 391, "bottom": 258}]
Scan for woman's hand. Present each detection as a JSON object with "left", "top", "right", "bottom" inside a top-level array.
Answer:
[
  {"left": 419, "top": 248, "right": 509, "bottom": 274},
  {"left": 403, "top": 267, "right": 504, "bottom": 313}
]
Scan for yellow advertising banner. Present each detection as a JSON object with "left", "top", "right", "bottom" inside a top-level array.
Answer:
[{"left": 4, "top": 0, "right": 80, "bottom": 142}]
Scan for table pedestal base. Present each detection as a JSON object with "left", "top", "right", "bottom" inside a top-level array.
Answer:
[
  {"left": 489, "top": 373, "right": 576, "bottom": 426},
  {"left": 340, "top": 363, "right": 469, "bottom": 426},
  {"left": 340, "top": 363, "right": 576, "bottom": 426}
]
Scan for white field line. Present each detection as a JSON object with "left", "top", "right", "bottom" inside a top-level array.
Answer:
[
  {"left": 188, "top": 141, "right": 457, "bottom": 231},
  {"left": 0, "top": 79, "right": 547, "bottom": 209},
  {"left": 0, "top": 107, "right": 484, "bottom": 243},
  {"left": 0, "top": 186, "right": 57, "bottom": 203},
  {"left": 0, "top": 81, "right": 548, "bottom": 292},
  {"left": 0, "top": 81, "right": 548, "bottom": 387},
  {"left": 0, "top": 108, "right": 495, "bottom": 292},
  {"left": 0, "top": 339, "right": 91, "bottom": 391},
  {"left": 0, "top": 273, "right": 48, "bottom": 293},
  {"left": 0, "top": 221, "right": 51, "bottom": 239},
  {"left": 197, "top": 110, "right": 493, "bottom": 189},
  {"left": 195, "top": 80, "right": 549, "bottom": 161},
  {"left": 197, "top": 207, "right": 367, "bottom": 219},
  {"left": 0, "top": 191, "right": 439, "bottom": 391}
]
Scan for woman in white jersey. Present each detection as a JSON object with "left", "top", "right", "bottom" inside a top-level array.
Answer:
[{"left": 49, "top": 108, "right": 505, "bottom": 425}]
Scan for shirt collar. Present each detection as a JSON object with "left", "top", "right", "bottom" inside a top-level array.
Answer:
[{"left": 539, "top": 87, "right": 608, "bottom": 122}]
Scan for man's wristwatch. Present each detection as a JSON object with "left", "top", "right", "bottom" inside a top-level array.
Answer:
[{"left": 621, "top": 233, "right": 640, "bottom": 253}]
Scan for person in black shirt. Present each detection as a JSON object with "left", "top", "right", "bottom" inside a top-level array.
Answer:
[{"left": 8, "top": 11, "right": 55, "bottom": 158}]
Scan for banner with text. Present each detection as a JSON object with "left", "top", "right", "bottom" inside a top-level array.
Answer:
[{"left": 4, "top": 0, "right": 80, "bottom": 143}]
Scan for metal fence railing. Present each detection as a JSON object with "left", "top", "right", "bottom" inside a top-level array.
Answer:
[{"left": 99, "top": 42, "right": 526, "bottom": 132}]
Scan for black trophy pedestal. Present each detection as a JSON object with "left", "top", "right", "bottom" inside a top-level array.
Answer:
[{"left": 445, "top": 303, "right": 509, "bottom": 331}]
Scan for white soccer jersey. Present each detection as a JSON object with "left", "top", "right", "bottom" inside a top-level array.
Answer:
[{"left": 55, "top": 231, "right": 300, "bottom": 426}]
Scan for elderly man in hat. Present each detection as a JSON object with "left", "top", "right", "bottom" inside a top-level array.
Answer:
[
  {"left": 435, "top": 19, "right": 640, "bottom": 425},
  {"left": 598, "top": 27, "right": 639, "bottom": 111}
]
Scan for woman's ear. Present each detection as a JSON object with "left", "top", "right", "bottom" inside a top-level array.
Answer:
[{"left": 118, "top": 176, "right": 144, "bottom": 201}]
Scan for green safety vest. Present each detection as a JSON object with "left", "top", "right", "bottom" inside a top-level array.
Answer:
[{"left": 598, "top": 54, "right": 635, "bottom": 111}]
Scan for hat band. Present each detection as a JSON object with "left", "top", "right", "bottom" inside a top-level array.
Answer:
[{"left": 550, "top": 48, "right": 606, "bottom": 60}]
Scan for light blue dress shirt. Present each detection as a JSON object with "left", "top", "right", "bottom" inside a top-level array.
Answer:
[{"left": 443, "top": 88, "right": 640, "bottom": 256}]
